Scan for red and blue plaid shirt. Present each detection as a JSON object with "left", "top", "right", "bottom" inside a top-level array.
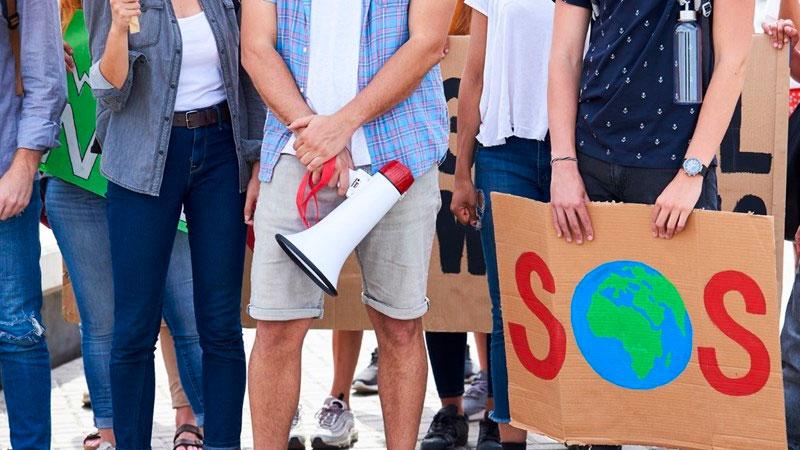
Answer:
[{"left": 259, "top": 0, "right": 449, "bottom": 182}]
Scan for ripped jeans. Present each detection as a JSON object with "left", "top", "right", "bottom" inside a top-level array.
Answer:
[{"left": 0, "top": 180, "right": 51, "bottom": 450}]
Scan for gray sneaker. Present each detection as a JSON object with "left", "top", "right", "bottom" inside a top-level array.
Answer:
[
  {"left": 463, "top": 371, "right": 488, "bottom": 421},
  {"left": 351, "top": 348, "right": 378, "bottom": 394},
  {"left": 310, "top": 397, "right": 358, "bottom": 449},
  {"left": 289, "top": 408, "right": 306, "bottom": 450}
]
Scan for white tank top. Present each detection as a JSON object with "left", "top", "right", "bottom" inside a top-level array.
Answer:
[{"left": 174, "top": 12, "right": 227, "bottom": 112}]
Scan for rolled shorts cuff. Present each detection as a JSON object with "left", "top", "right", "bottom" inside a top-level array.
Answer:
[
  {"left": 247, "top": 304, "right": 323, "bottom": 322},
  {"left": 94, "top": 416, "right": 113, "bottom": 430},
  {"left": 488, "top": 409, "right": 511, "bottom": 424},
  {"left": 361, "top": 292, "right": 429, "bottom": 321}
]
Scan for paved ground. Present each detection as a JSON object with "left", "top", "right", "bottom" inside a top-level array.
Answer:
[{"left": 0, "top": 330, "right": 660, "bottom": 450}]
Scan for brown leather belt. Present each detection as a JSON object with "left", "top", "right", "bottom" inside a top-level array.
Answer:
[{"left": 173, "top": 102, "right": 231, "bottom": 129}]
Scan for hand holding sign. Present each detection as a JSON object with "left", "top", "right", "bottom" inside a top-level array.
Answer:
[{"left": 109, "top": 0, "right": 141, "bottom": 33}]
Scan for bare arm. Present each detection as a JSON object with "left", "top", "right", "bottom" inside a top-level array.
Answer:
[
  {"left": 241, "top": 0, "right": 312, "bottom": 126},
  {"left": 98, "top": 0, "right": 140, "bottom": 89},
  {"left": 652, "top": 0, "right": 754, "bottom": 239},
  {"left": 451, "top": 9, "right": 487, "bottom": 227},
  {"left": 290, "top": 0, "right": 457, "bottom": 171},
  {"left": 547, "top": 2, "right": 594, "bottom": 244},
  {"left": 684, "top": 0, "right": 754, "bottom": 167}
]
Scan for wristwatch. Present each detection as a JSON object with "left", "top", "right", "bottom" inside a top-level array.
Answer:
[{"left": 682, "top": 157, "right": 708, "bottom": 177}]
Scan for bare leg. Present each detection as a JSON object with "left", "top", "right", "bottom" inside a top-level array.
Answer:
[
  {"left": 474, "top": 332, "right": 489, "bottom": 372},
  {"left": 331, "top": 330, "right": 363, "bottom": 404},
  {"left": 500, "top": 424, "right": 527, "bottom": 443},
  {"left": 367, "top": 308, "right": 426, "bottom": 450},
  {"left": 249, "top": 319, "right": 312, "bottom": 450}
]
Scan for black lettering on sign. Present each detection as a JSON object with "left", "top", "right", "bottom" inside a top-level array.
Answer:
[
  {"left": 437, "top": 191, "right": 486, "bottom": 276},
  {"left": 720, "top": 98, "right": 772, "bottom": 174},
  {"left": 732, "top": 194, "right": 768, "bottom": 215},
  {"left": 435, "top": 76, "right": 486, "bottom": 276}
]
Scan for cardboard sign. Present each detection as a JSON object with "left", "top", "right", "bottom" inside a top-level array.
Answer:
[
  {"left": 716, "top": 35, "right": 788, "bottom": 277},
  {"left": 493, "top": 194, "right": 786, "bottom": 449},
  {"left": 242, "top": 36, "right": 493, "bottom": 331}
]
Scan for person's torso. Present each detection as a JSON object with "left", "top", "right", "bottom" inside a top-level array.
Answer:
[
  {"left": 281, "top": 0, "right": 370, "bottom": 166},
  {"left": 260, "top": 0, "right": 449, "bottom": 182},
  {"left": 576, "top": 0, "right": 704, "bottom": 169},
  {"left": 475, "top": 0, "right": 553, "bottom": 147},
  {"left": 92, "top": 0, "right": 247, "bottom": 195},
  {"left": 173, "top": 11, "right": 227, "bottom": 112}
]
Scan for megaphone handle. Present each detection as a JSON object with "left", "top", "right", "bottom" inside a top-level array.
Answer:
[{"left": 296, "top": 159, "right": 337, "bottom": 228}]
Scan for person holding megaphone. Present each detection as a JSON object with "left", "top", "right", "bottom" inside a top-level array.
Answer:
[{"left": 241, "top": 1, "right": 456, "bottom": 449}]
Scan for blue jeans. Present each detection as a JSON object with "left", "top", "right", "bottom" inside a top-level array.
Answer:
[
  {"left": 474, "top": 136, "right": 551, "bottom": 424},
  {"left": 782, "top": 268, "right": 800, "bottom": 450},
  {"left": 44, "top": 177, "right": 205, "bottom": 429},
  {"left": 0, "top": 180, "right": 51, "bottom": 450},
  {"left": 106, "top": 122, "right": 247, "bottom": 450}
]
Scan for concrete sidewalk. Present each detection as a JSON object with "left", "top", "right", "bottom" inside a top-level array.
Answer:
[{"left": 0, "top": 330, "right": 657, "bottom": 450}]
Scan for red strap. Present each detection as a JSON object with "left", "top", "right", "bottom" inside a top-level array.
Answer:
[{"left": 296, "top": 159, "right": 337, "bottom": 228}]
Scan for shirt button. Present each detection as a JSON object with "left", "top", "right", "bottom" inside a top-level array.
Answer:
[
  {"left": 299, "top": 87, "right": 305, "bottom": 93},
  {"left": 170, "top": 83, "right": 176, "bottom": 89},
  {"left": 302, "top": 47, "right": 308, "bottom": 53},
  {"left": 164, "top": 116, "right": 170, "bottom": 121},
  {"left": 171, "top": 18, "right": 176, "bottom": 24},
  {"left": 220, "top": 48, "right": 226, "bottom": 55},
  {"left": 159, "top": 150, "right": 165, "bottom": 155}
]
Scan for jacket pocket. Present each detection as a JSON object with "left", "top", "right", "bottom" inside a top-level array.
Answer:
[{"left": 128, "top": 0, "right": 164, "bottom": 49}]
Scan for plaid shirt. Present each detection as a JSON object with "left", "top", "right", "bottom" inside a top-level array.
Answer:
[{"left": 259, "top": 0, "right": 449, "bottom": 182}]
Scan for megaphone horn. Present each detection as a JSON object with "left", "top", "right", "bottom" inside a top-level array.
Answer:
[{"left": 276, "top": 160, "right": 414, "bottom": 296}]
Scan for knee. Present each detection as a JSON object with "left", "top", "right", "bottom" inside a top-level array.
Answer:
[
  {"left": 375, "top": 316, "right": 422, "bottom": 349},
  {"left": 254, "top": 320, "right": 308, "bottom": 354}
]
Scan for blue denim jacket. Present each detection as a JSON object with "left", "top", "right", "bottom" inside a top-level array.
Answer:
[
  {"left": 84, "top": 0, "right": 264, "bottom": 196},
  {"left": 0, "top": 0, "right": 66, "bottom": 178}
]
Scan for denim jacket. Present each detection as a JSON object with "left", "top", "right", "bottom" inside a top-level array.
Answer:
[{"left": 84, "top": 0, "right": 264, "bottom": 196}]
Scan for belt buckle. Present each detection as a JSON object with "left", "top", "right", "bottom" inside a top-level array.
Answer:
[{"left": 184, "top": 110, "right": 200, "bottom": 129}]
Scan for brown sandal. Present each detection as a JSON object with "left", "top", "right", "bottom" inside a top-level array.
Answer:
[
  {"left": 173, "top": 424, "right": 204, "bottom": 450},
  {"left": 83, "top": 432, "right": 101, "bottom": 450}
]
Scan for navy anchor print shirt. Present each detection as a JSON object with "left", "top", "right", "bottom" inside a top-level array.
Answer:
[{"left": 563, "top": 0, "right": 705, "bottom": 169}]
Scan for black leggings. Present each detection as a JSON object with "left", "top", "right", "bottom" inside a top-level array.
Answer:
[{"left": 425, "top": 332, "right": 493, "bottom": 399}]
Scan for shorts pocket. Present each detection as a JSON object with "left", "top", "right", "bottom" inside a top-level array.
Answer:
[{"left": 128, "top": 0, "right": 164, "bottom": 49}]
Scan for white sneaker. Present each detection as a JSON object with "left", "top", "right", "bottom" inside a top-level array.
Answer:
[
  {"left": 289, "top": 408, "right": 306, "bottom": 450},
  {"left": 310, "top": 397, "right": 358, "bottom": 449}
]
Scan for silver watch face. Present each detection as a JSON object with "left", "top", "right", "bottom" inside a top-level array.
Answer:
[{"left": 683, "top": 158, "right": 703, "bottom": 176}]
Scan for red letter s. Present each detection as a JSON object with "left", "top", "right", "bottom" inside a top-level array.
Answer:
[
  {"left": 508, "top": 252, "right": 567, "bottom": 380},
  {"left": 697, "top": 271, "right": 771, "bottom": 396}
]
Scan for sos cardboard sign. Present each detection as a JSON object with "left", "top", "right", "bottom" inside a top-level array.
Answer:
[{"left": 493, "top": 195, "right": 786, "bottom": 449}]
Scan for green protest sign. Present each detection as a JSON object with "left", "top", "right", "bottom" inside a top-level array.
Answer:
[
  {"left": 42, "top": 11, "right": 187, "bottom": 232},
  {"left": 40, "top": 10, "right": 107, "bottom": 196}
]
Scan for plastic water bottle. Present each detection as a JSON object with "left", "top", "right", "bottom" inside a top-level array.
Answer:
[{"left": 673, "top": 2, "right": 703, "bottom": 105}]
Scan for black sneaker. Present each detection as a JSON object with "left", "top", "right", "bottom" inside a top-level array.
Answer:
[
  {"left": 420, "top": 405, "right": 468, "bottom": 450},
  {"left": 351, "top": 348, "right": 378, "bottom": 394},
  {"left": 476, "top": 417, "right": 502, "bottom": 450}
]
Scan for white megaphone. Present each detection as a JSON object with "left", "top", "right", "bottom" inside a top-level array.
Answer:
[{"left": 275, "top": 161, "right": 414, "bottom": 296}]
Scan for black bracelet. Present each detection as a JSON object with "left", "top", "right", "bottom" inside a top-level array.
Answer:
[{"left": 550, "top": 156, "right": 578, "bottom": 165}]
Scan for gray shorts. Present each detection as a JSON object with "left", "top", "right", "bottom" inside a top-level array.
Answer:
[{"left": 248, "top": 155, "right": 441, "bottom": 321}]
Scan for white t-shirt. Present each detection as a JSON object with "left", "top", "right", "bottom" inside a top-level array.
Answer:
[
  {"left": 465, "top": 0, "right": 553, "bottom": 147},
  {"left": 281, "top": 0, "right": 371, "bottom": 166},
  {"left": 174, "top": 12, "right": 227, "bottom": 112}
]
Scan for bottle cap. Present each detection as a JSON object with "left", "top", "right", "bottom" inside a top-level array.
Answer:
[{"left": 679, "top": 8, "right": 697, "bottom": 22}]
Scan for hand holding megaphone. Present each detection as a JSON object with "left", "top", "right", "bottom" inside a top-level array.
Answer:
[{"left": 276, "top": 161, "right": 414, "bottom": 296}]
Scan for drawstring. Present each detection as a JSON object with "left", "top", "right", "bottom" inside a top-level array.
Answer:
[{"left": 296, "top": 158, "right": 337, "bottom": 228}]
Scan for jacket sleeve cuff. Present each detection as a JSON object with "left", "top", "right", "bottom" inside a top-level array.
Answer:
[
  {"left": 89, "top": 51, "right": 144, "bottom": 112},
  {"left": 16, "top": 116, "right": 62, "bottom": 151},
  {"left": 241, "top": 138, "right": 262, "bottom": 163}
]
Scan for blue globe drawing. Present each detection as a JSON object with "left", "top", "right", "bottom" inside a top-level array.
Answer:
[{"left": 571, "top": 261, "right": 693, "bottom": 390}]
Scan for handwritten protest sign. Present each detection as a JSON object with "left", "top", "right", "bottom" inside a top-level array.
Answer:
[{"left": 493, "top": 195, "right": 786, "bottom": 449}]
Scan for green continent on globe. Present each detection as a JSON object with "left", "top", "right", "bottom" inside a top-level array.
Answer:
[{"left": 585, "top": 265, "right": 687, "bottom": 380}]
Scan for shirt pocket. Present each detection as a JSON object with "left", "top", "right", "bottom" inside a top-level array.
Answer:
[{"left": 128, "top": 0, "right": 164, "bottom": 49}]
